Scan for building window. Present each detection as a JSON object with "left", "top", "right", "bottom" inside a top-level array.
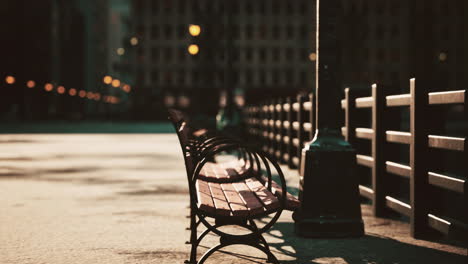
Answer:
[
  {"left": 287, "top": 25, "right": 294, "bottom": 39},
  {"left": 151, "top": 25, "right": 159, "bottom": 39},
  {"left": 245, "top": 48, "right": 253, "bottom": 62},
  {"left": 164, "top": 25, "right": 172, "bottom": 39},
  {"left": 259, "top": 24, "right": 267, "bottom": 39},
  {"left": 391, "top": 49, "right": 400, "bottom": 63},
  {"left": 163, "top": 0, "right": 172, "bottom": 13},
  {"left": 151, "top": 48, "right": 159, "bottom": 61},
  {"left": 286, "top": 48, "right": 294, "bottom": 61},
  {"left": 259, "top": 71, "right": 266, "bottom": 85},
  {"left": 151, "top": 1, "right": 158, "bottom": 14},
  {"left": 246, "top": 2, "right": 253, "bottom": 14},
  {"left": 300, "top": 1, "right": 307, "bottom": 15},
  {"left": 390, "top": 2, "right": 400, "bottom": 16},
  {"left": 272, "top": 0, "right": 280, "bottom": 15},
  {"left": 285, "top": 69, "right": 293, "bottom": 84},
  {"left": 178, "top": 70, "right": 185, "bottom": 85},
  {"left": 246, "top": 25, "right": 253, "bottom": 39},
  {"left": 245, "top": 71, "right": 253, "bottom": 84},
  {"left": 259, "top": 2, "right": 266, "bottom": 14},
  {"left": 164, "top": 47, "right": 172, "bottom": 61},
  {"left": 273, "top": 69, "right": 280, "bottom": 84},
  {"left": 272, "top": 48, "right": 280, "bottom": 62},
  {"left": 164, "top": 71, "right": 173, "bottom": 85},
  {"left": 178, "top": 0, "right": 186, "bottom": 14},
  {"left": 192, "top": 71, "right": 198, "bottom": 84},
  {"left": 151, "top": 70, "right": 159, "bottom": 84},
  {"left": 376, "top": 25, "right": 384, "bottom": 40},
  {"left": 286, "top": 2, "right": 294, "bottom": 14},
  {"left": 300, "top": 24, "right": 308, "bottom": 39},
  {"left": 272, "top": 25, "right": 280, "bottom": 39},
  {"left": 177, "top": 25, "right": 185, "bottom": 39},
  {"left": 259, "top": 49, "right": 266, "bottom": 62},
  {"left": 390, "top": 24, "right": 399, "bottom": 38},
  {"left": 178, "top": 47, "right": 185, "bottom": 61}
]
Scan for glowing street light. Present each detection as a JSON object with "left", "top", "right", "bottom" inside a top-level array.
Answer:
[
  {"left": 117, "top": 48, "right": 125, "bottom": 56},
  {"left": 103, "top": 75, "right": 112, "bottom": 84},
  {"left": 309, "top": 52, "right": 317, "bottom": 61},
  {"left": 188, "top": 24, "right": 201, "bottom": 36},
  {"left": 188, "top": 44, "right": 199, "bottom": 55},
  {"left": 130, "top": 37, "right": 139, "bottom": 46},
  {"left": 26, "top": 80, "right": 36, "bottom": 88},
  {"left": 5, "top": 76, "right": 15, "bottom": 85},
  {"left": 69, "top": 88, "right": 77, "bottom": 96},
  {"left": 112, "top": 79, "right": 121, "bottom": 88},
  {"left": 44, "top": 83, "right": 53, "bottom": 92},
  {"left": 79, "top": 90, "right": 86, "bottom": 98},
  {"left": 57, "top": 86, "right": 65, "bottom": 94}
]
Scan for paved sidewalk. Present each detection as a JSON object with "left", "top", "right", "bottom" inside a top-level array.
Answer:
[{"left": 0, "top": 134, "right": 466, "bottom": 264}]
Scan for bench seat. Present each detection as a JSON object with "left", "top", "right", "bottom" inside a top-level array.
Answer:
[
  {"left": 198, "top": 160, "right": 251, "bottom": 183},
  {"left": 196, "top": 177, "right": 281, "bottom": 218},
  {"left": 196, "top": 176, "right": 300, "bottom": 218}
]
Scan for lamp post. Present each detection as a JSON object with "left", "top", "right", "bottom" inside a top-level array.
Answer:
[{"left": 294, "top": 0, "right": 364, "bottom": 237}]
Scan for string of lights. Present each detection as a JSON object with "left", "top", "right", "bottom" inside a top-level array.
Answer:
[{"left": 3, "top": 75, "right": 132, "bottom": 105}]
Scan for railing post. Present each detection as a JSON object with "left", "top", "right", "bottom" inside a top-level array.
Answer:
[
  {"left": 270, "top": 99, "right": 276, "bottom": 156},
  {"left": 410, "top": 78, "right": 429, "bottom": 238},
  {"left": 309, "top": 93, "right": 315, "bottom": 140},
  {"left": 277, "top": 98, "right": 285, "bottom": 162},
  {"left": 262, "top": 101, "right": 269, "bottom": 153},
  {"left": 297, "top": 95, "right": 306, "bottom": 168},
  {"left": 286, "top": 97, "right": 294, "bottom": 168},
  {"left": 372, "top": 84, "right": 386, "bottom": 217},
  {"left": 344, "top": 88, "right": 356, "bottom": 144}
]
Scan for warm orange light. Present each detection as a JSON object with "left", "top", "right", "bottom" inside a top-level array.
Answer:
[
  {"left": 123, "top": 84, "right": 131, "bottom": 92},
  {"left": 130, "top": 37, "right": 139, "bottom": 46},
  {"left": 44, "top": 83, "right": 53, "bottom": 91},
  {"left": 111, "top": 79, "right": 121, "bottom": 88},
  {"left": 5, "top": 76, "right": 15, "bottom": 84},
  {"left": 87, "top": 92, "right": 94, "bottom": 99},
  {"left": 439, "top": 52, "right": 448, "bottom": 62},
  {"left": 188, "top": 44, "right": 199, "bottom": 55},
  {"left": 188, "top": 24, "right": 201, "bottom": 36},
  {"left": 309, "top": 52, "right": 317, "bottom": 61},
  {"left": 69, "top": 88, "right": 77, "bottom": 96},
  {"left": 95, "top": 93, "right": 101, "bottom": 100},
  {"left": 103, "top": 76, "right": 112, "bottom": 84},
  {"left": 57, "top": 86, "right": 65, "bottom": 94},
  {"left": 26, "top": 80, "right": 36, "bottom": 88},
  {"left": 79, "top": 90, "right": 86, "bottom": 98}
]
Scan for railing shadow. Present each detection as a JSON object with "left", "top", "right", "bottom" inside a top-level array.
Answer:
[{"left": 265, "top": 221, "right": 467, "bottom": 264}]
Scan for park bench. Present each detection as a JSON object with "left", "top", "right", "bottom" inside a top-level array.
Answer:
[{"left": 168, "top": 109, "right": 300, "bottom": 264}]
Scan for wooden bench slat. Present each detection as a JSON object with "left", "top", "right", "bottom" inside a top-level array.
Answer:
[
  {"left": 220, "top": 183, "right": 249, "bottom": 217},
  {"left": 260, "top": 176, "right": 300, "bottom": 210},
  {"left": 196, "top": 180, "right": 216, "bottom": 214},
  {"left": 232, "top": 182, "right": 265, "bottom": 216},
  {"left": 208, "top": 182, "right": 232, "bottom": 216},
  {"left": 245, "top": 178, "right": 280, "bottom": 211}
]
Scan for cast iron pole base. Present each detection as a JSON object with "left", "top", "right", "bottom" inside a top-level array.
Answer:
[{"left": 294, "top": 129, "right": 364, "bottom": 238}]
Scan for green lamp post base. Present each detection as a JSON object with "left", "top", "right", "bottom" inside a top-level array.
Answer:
[{"left": 293, "top": 129, "right": 364, "bottom": 238}]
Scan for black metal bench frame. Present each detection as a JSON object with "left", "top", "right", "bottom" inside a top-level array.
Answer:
[{"left": 169, "top": 109, "right": 289, "bottom": 264}]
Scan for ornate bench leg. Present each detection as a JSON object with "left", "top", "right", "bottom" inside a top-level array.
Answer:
[{"left": 197, "top": 242, "right": 280, "bottom": 264}]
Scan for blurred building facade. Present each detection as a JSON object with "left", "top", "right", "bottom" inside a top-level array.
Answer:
[
  {"left": 341, "top": 0, "right": 467, "bottom": 94},
  {"left": 130, "top": 0, "right": 317, "bottom": 118}
]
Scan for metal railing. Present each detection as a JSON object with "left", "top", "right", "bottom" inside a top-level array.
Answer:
[{"left": 243, "top": 78, "right": 467, "bottom": 239}]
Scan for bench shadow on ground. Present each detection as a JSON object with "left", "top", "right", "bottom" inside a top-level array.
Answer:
[{"left": 261, "top": 221, "right": 467, "bottom": 264}]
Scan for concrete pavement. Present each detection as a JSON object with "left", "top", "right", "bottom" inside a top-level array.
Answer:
[{"left": 0, "top": 134, "right": 466, "bottom": 264}]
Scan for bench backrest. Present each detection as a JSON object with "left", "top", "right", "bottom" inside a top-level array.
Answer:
[{"left": 168, "top": 109, "right": 196, "bottom": 176}]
